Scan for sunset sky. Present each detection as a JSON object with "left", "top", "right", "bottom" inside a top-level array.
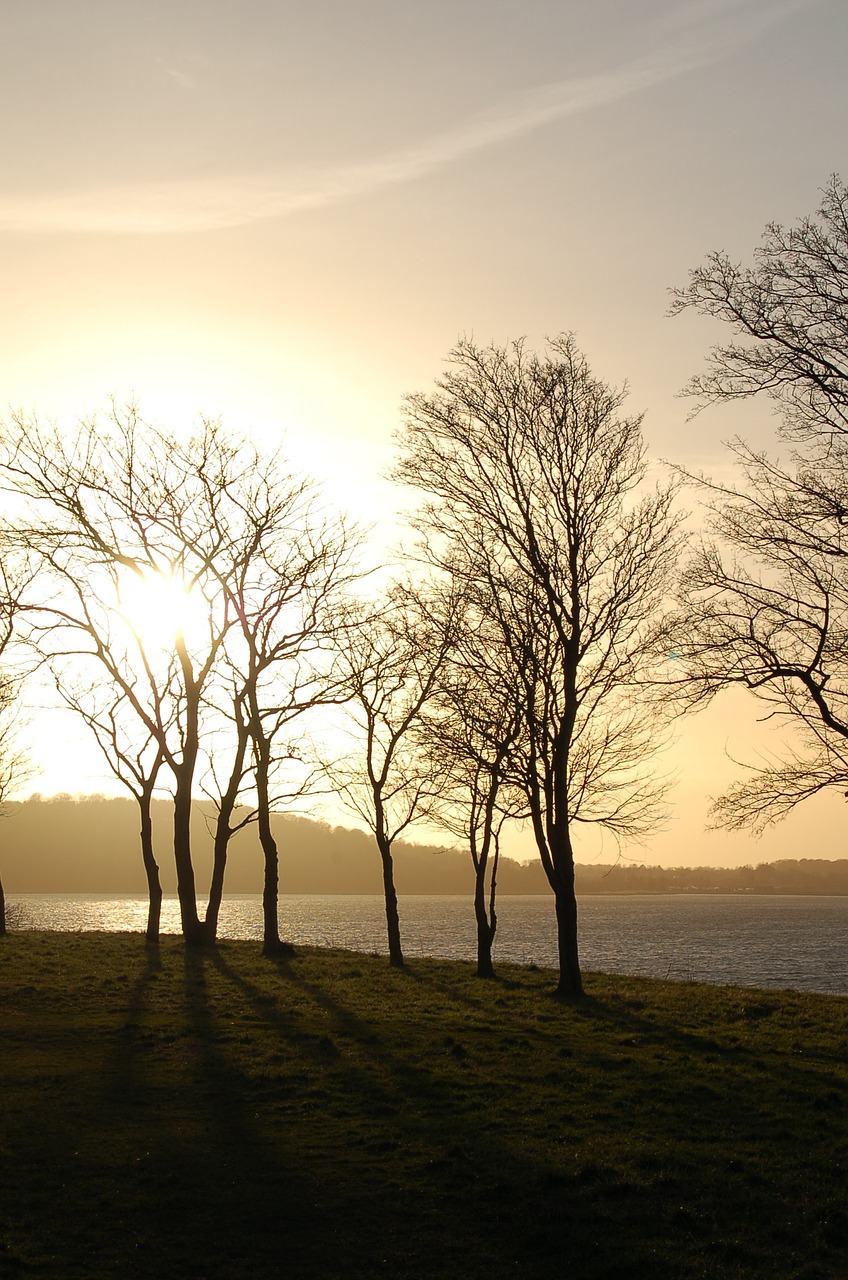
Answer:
[{"left": 2, "top": 0, "right": 847, "bottom": 867}]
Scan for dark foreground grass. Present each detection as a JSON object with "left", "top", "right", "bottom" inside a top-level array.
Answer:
[{"left": 0, "top": 934, "right": 846, "bottom": 1280}]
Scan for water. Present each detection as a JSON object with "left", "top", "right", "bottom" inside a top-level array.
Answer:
[{"left": 7, "top": 892, "right": 848, "bottom": 995}]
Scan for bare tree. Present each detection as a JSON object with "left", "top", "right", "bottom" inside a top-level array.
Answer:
[
  {"left": 217, "top": 576, "right": 356, "bottom": 956},
  {"left": 0, "top": 553, "right": 31, "bottom": 936},
  {"left": 198, "top": 679, "right": 256, "bottom": 940},
  {"left": 669, "top": 434, "right": 848, "bottom": 827},
  {"left": 670, "top": 177, "right": 848, "bottom": 831},
  {"left": 420, "top": 573, "right": 525, "bottom": 978},
  {"left": 325, "top": 590, "right": 456, "bottom": 967},
  {"left": 0, "top": 409, "right": 354, "bottom": 948},
  {"left": 54, "top": 678, "right": 167, "bottom": 942},
  {"left": 395, "top": 336, "right": 681, "bottom": 996},
  {"left": 670, "top": 174, "right": 848, "bottom": 445},
  {"left": 184, "top": 442, "right": 359, "bottom": 954},
  {"left": 0, "top": 411, "right": 238, "bottom": 944}
]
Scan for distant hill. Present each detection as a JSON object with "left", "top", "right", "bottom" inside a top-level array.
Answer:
[
  {"left": 575, "top": 859, "right": 848, "bottom": 896},
  {"left": 0, "top": 794, "right": 547, "bottom": 895},
  {"left": 2, "top": 795, "right": 847, "bottom": 896}
]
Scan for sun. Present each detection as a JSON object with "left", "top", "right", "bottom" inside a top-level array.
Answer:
[{"left": 118, "top": 569, "right": 209, "bottom": 652}]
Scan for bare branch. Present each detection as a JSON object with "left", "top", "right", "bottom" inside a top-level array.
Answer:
[{"left": 394, "top": 335, "right": 681, "bottom": 994}]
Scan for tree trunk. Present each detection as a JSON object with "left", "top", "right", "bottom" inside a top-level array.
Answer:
[
  {"left": 257, "top": 753, "right": 281, "bottom": 953},
  {"left": 139, "top": 798, "right": 162, "bottom": 945},
  {"left": 0, "top": 871, "right": 6, "bottom": 937},
  {"left": 530, "top": 792, "right": 584, "bottom": 997},
  {"left": 171, "top": 649, "right": 208, "bottom": 946},
  {"left": 553, "top": 866, "right": 583, "bottom": 998},
  {"left": 253, "top": 733, "right": 293, "bottom": 957},
  {"left": 468, "top": 795, "right": 502, "bottom": 979},
  {"left": 259, "top": 812, "right": 283, "bottom": 954},
  {"left": 473, "top": 875, "right": 496, "bottom": 978},
  {"left": 205, "top": 819, "right": 230, "bottom": 944},
  {"left": 172, "top": 779, "right": 205, "bottom": 946},
  {"left": 205, "top": 781, "right": 241, "bottom": 943},
  {"left": 205, "top": 714, "right": 250, "bottom": 943},
  {"left": 377, "top": 836, "right": 404, "bottom": 967}
]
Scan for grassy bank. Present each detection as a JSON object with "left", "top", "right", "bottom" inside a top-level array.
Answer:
[{"left": 1, "top": 933, "right": 846, "bottom": 1279}]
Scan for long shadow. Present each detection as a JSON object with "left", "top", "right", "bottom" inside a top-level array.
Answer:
[
  {"left": 200, "top": 949, "right": 754, "bottom": 1278},
  {"left": 270, "top": 953, "right": 848, "bottom": 1277},
  {"left": 18, "top": 938, "right": 843, "bottom": 1279},
  {"left": 206, "top": 948, "right": 593, "bottom": 1272},
  {"left": 207, "top": 946, "right": 407, "bottom": 1119},
  {"left": 104, "top": 941, "right": 163, "bottom": 1101},
  {"left": 18, "top": 940, "right": 339, "bottom": 1279},
  {"left": 407, "top": 959, "right": 739, "bottom": 1063},
  {"left": 165, "top": 946, "right": 334, "bottom": 1278},
  {"left": 197, "top": 947, "right": 559, "bottom": 1276}
]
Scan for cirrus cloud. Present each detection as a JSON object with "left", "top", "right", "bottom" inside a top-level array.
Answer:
[{"left": 0, "top": 0, "right": 819, "bottom": 236}]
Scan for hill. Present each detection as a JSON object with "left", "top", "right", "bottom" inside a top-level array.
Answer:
[
  {"left": 2, "top": 794, "right": 847, "bottom": 895},
  {"left": 0, "top": 794, "right": 547, "bottom": 895}
]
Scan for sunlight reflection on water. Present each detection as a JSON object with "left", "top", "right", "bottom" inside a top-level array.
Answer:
[{"left": 8, "top": 893, "right": 848, "bottom": 995}]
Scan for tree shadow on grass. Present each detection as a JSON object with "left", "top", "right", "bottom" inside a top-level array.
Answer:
[
  {"left": 4, "top": 942, "right": 335, "bottom": 1280},
  {"left": 203, "top": 947, "right": 650, "bottom": 1277},
  {"left": 6, "top": 939, "right": 845, "bottom": 1280},
  {"left": 195, "top": 949, "right": 783, "bottom": 1279}
]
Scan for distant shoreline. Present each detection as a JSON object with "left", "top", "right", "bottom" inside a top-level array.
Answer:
[
  {"left": 11, "top": 888, "right": 848, "bottom": 898},
  {"left": 4, "top": 796, "right": 848, "bottom": 896}
]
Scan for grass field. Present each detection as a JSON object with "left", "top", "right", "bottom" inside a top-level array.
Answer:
[{"left": 1, "top": 931, "right": 846, "bottom": 1279}]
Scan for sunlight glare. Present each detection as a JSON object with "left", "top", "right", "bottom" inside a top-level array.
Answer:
[{"left": 118, "top": 569, "right": 209, "bottom": 652}]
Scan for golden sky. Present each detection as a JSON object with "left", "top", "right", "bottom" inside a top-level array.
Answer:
[{"left": 2, "top": 0, "right": 847, "bottom": 865}]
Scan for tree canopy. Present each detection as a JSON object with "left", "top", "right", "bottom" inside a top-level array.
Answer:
[
  {"left": 396, "top": 334, "right": 681, "bottom": 994},
  {"left": 672, "top": 176, "right": 848, "bottom": 830}
]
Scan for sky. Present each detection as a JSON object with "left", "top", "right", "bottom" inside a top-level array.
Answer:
[{"left": 1, "top": 0, "right": 847, "bottom": 867}]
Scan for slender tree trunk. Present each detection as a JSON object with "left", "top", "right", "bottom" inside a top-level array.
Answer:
[
  {"left": 474, "top": 837, "right": 500, "bottom": 979},
  {"left": 259, "top": 808, "right": 283, "bottom": 954},
  {"left": 172, "top": 778, "right": 205, "bottom": 946},
  {"left": 205, "top": 713, "right": 250, "bottom": 942},
  {"left": 553, "top": 860, "right": 583, "bottom": 998},
  {"left": 139, "top": 796, "right": 162, "bottom": 945},
  {"left": 205, "top": 786, "right": 238, "bottom": 942},
  {"left": 253, "top": 730, "right": 293, "bottom": 956},
  {"left": 530, "top": 760, "right": 584, "bottom": 997},
  {"left": 171, "top": 650, "right": 208, "bottom": 946},
  {"left": 205, "top": 818, "right": 230, "bottom": 944},
  {"left": 474, "top": 873, "right": 496, "bottom": 979},
  {"left": 0, "top": 871, "right": 6, "bottom": 937},
  {"left": 377, "top": 833, "right": 404, "bottom": 967}
]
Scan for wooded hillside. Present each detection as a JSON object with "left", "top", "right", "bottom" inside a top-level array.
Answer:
[{"left": 2, "top": 795, "right": 846, "bottom": 896}]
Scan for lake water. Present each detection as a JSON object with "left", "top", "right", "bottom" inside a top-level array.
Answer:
[{"left": 7, "top": 893, "right": 848, "bottom": 996}]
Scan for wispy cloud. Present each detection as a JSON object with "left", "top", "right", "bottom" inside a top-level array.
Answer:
[
  {"left": 0, "top": 0, "right": 819, "bottom": 236},
  {"left": 162, "top": 66, "right": 196, "bottom": 91}
]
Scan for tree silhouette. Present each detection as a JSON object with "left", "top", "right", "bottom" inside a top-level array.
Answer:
[
  {"left": 419, "top": 572, "right": 525, "bottom": 978},
  {"left": 0, "top": 411, "right": 238, "bottom": 943},
  {"left": 53, "top": 679, "right": 167, "bottom": 941},
  {"left": 0, "top": 551, "right": 31, "bottom": 935},
  {"left": 0, "top": 407, "right": 355, "bottom": 946},
  {"left": 325, "top": 589, "right": 456, "bottom": 967},
  {"left": 671, "top": 177, "right": 848, "bottom": 829},
  {"left": 396, "top": 335, "right": 681, "bottom": 996},
  {"left": 197, "top": 451, "right": 358, "bottom": 954},
  {"left": 671, "top": 174, "right": 848, "bottom": 444}
]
